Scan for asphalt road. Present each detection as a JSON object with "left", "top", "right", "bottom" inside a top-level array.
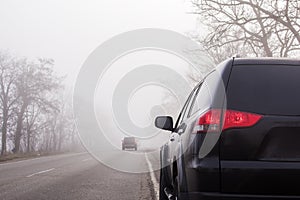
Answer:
[{"left": 0, "top": 152, "right": 159, "bottom": 200}]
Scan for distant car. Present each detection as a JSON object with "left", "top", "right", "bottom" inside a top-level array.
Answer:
[
  {"left": 122, "top": 137, "right": 137, "bottom": 151},
  {"left": 156, "top": 58, "right": 300, "bottom": 200}
]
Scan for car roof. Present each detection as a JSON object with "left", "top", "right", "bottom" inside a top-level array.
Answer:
[{"left": 233, "top": 57, "right": 300, "bottom": 66}]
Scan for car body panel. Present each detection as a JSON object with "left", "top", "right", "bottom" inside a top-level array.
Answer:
[
  {"left": 158, "top": 58, "right": 300, "bottom": 199},
  {"left": 122, "top": 137, "right": 137, "bottom": 150}
]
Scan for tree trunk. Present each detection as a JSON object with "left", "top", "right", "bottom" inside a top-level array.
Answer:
[
  {"left": 57, "top": 132, "right": 62, "bottom": 152},
  {"left": 52, "top": 130, "right": 57, "bottom": 152},
  {"left": 57, "top": 123, "right": 63, "bottom": 152},
  {"left": 1, "top": 114, "right": 7, "bottom": 156},
  {"left": 262, "top": 40, "right": 273, "bottom": 57},
  {"left": 26, "top": 130, "right": 30, "bottom": 153},
  {"left": 14, "top": 103, "right": 27, "bottom": 153},
  {"left": 1, "top": 111, "right": 8, "bottom": 155}
]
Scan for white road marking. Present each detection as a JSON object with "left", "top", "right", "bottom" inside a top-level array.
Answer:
[
  {"left": 145, "top": 153, "right": 159, "bottom": 200},
  {"left": 0, "top": 152, "right": 88, "bottom": 166},
  {"left": 26, "top": 168, "right": 55, "bottom": 178}
]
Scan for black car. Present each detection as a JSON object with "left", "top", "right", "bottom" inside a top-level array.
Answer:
[
  {"left": 122, "top": 137, "right": 137, "bottom": 151},
  {"left": 155, "top": 58, "right": 300, "bottom": 200}
]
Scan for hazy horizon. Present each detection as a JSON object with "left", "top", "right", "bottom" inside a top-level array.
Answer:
[{"left": 0, "top": 0, "right": 198, "bottom": 86}]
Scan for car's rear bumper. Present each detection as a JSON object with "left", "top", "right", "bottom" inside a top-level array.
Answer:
[
  {"left": 122, "top": 145, "right": 137, "bottom": 149},
  {"left": 181, "top": 192, "right": 300, "bottom": 200}
]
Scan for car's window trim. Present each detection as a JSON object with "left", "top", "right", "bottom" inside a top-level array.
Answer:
[
  {"left": 174, "top": 89, "right": 194, "bottom": 130},
  {"left": 174, "top": 82, "right": 202, "bottom": 130},
  {"left": 187, "top": 70, "right": 217, "bottom": 118},
  {"left": 181, "top": 87, "right": 198, "bottom": 122},
  {"left": 187, "top": 82, "right": 203, "bottom": 118}
]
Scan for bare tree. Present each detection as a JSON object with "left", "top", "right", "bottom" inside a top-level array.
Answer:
[
  {"left": 0, "top": 53, "right": 20, "bottom": 155},
  {"left": 191, "top": 0, "right": 300, "bottom": 63},
  {"left": 13, "top": 58, "right": 61, "bottom": 153},
  {"left": 0, "top": 51, "right": 81, "bottom": 156},
  {"left": 23, "top": 104, "right": 42, "bottom": 153}
]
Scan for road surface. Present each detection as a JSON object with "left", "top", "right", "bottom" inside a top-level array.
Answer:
[{"left": 0, "top": 152, "right": 159, "bottom": 200}]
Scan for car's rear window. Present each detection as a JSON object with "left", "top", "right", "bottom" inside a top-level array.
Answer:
[
  {"left": 124, "top": 137, "right": 135, "bottom": 142},
  {"left": 227, "top": 64, "right": 300, "bottom": 115}
]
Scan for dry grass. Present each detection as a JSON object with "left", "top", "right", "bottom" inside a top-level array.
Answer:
[
  {"left": 0, "top": 152, "right": 66, "bottom": 163},
  {"left": 0, "top": 153, "right": 40, "bottom": 162}
]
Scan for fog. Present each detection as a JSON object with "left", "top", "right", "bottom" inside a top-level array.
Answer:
[
  {"left": 0, "top": 0, "right": 197, "bottom": 85},
  {"left": 0, "top": 0, "right": 206, "bottom": 170}
]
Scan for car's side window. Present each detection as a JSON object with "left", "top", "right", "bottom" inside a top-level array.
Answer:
[
  {"left": 188, "top": 71, "right": 220, "bottom": 117},
  {"left": 174, "top": 86, "right": 199, "bottom": 129},
  {"left": 189, "top": 82, "right": 211, "bottom": 117},
  {"left": 182, "top": 85, "right": 200, "bottom": 120}
]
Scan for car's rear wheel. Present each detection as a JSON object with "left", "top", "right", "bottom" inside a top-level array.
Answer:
[
  {"left": 159, "top": 166, "right": 170, "bottom": 200},
  {"left": 173, "top": 176, "right": 181, "bottom": 200}
]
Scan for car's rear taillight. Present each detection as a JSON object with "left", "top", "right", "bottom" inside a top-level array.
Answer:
[
  {"left": 193, "top": 110, "right": 222, "bottom": 133},
  {"left": 193, "top": 109, "right": 262, "bottom": 133},
  {"left": 223, "top": 110, "right": 262, "bottom": 130}
]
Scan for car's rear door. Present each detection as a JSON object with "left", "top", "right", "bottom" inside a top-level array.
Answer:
[
  {"left": 220, "top": 63, "right": 300, "bottom": 195},
  {"left": 169, "top": 86, "right": 199, "bottom": 166}
]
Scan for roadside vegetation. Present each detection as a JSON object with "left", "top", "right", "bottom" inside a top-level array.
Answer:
[
  {"left": 0, "top": 52, "right": 81, "bottom": 161},
  {"left": 191, "top": 0, "right": 300, "bottom": 63}
]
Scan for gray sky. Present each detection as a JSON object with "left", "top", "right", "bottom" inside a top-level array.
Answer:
[
  {"left": 0, "top": 0, "right": 201, "bottom": 150},
  {"left": 0, "top": 0, "right": 197, "bottom": 85}
]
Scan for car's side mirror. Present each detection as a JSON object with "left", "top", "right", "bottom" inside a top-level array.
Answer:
[{"left": 155, "top": 116, "right": 174, "bottom": 132}]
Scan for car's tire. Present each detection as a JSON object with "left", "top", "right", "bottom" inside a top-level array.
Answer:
[
  {"left": 159, "top": 166, "right": 170, "bottom": 200},
  {"left": 173, "top": 176, "right": 182, "bottom": 200},
  {"left": 160, "top": 154, "right": 173, "bottom": 199}
]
